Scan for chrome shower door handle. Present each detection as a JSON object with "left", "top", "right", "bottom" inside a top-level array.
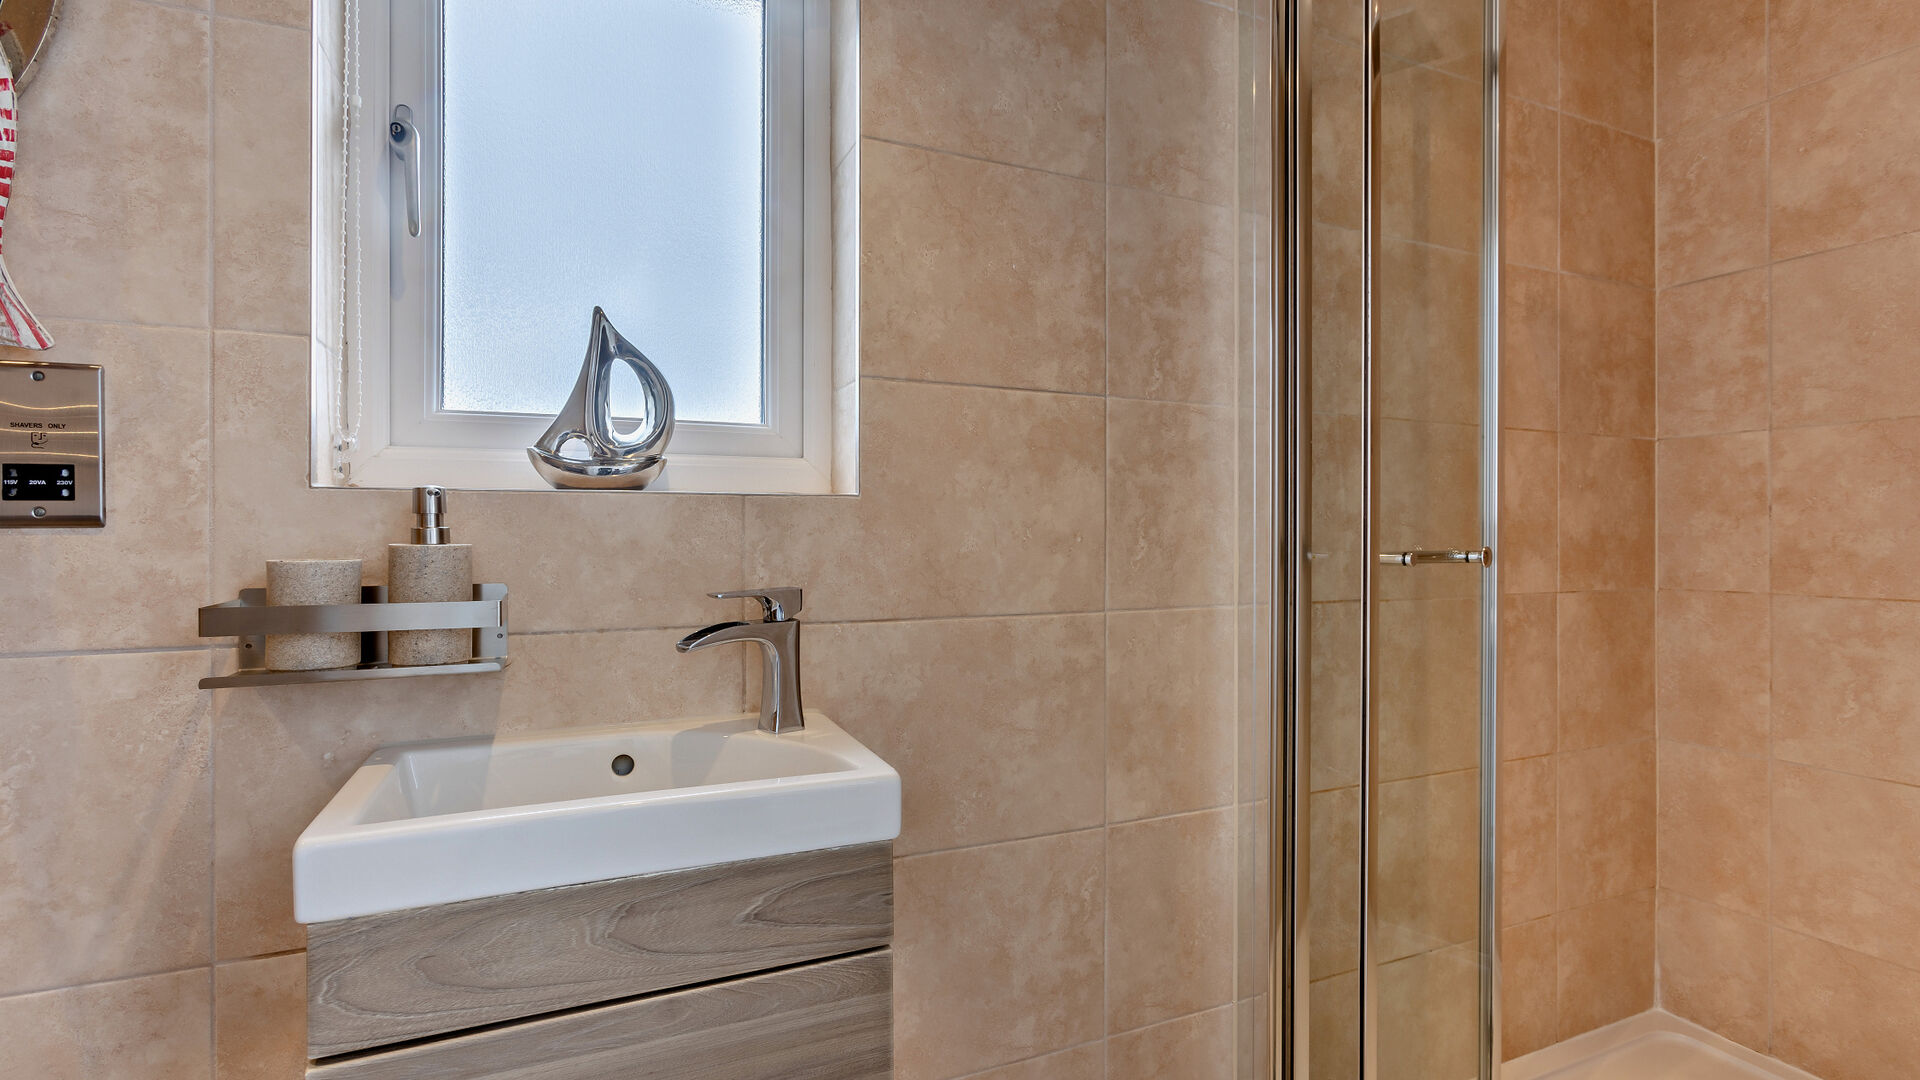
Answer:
[
  {"left": 389, "top": 104, "right": 422, "bottom": 238},
  {"left": 1378, "top": 547, "right": 1491, "bottom": 566}
]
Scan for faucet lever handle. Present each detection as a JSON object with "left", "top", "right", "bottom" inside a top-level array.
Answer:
[{"left": 709, "top": 587, "right": 803, "bottom": 622}]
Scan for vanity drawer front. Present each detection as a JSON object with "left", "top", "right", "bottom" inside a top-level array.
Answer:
[
  {"left": 306, "top": 949, "right": 892, "bottom": 1080},
  {"left": 308, "top": 841, "right": 893, "bottom": 1058}
]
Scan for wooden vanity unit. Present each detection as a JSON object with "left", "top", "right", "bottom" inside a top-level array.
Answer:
[{"left": 302, "top": 842, "right": 893, "bottom": 1079}]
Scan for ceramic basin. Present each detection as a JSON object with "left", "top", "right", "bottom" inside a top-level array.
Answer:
[{"left": 293, "top": 712, "right": 900, "bottom": 923}]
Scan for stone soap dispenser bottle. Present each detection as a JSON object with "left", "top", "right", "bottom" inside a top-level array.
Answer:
[{"left": 387, "top": 485, "right": 474, "bottom": 667}]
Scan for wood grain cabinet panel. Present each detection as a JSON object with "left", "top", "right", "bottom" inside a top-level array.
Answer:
[
  {"left": 306, "top": 949, "right": 893, "bottom": 1080},
  {"left": 307, "top": 842, "right": 893, "bottom": 1058}
]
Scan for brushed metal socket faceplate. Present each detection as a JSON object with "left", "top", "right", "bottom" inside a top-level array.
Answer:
[{"left": 1, "top": 360, "right": 104, "bottom": 528}]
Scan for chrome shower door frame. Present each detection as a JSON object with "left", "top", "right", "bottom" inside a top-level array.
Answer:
[{"left": 1269, "top": 0, "right": 1503, "bottom": 1074}]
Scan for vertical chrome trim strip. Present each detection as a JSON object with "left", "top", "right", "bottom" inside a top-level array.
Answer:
[
  {"left": 1480, "top": 0, "right": 1505, "bottom": 1073},
  {"left": 1272, "top": 0, "right": 1313, "bottom": 1075},
  {"left": 1359, "top": 0, "right": 1381, "bottom": 1072}
]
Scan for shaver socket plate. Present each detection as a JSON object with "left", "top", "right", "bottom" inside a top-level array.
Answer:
[{"left": 1, "top": 360, "right": 104, "bottom": 528}]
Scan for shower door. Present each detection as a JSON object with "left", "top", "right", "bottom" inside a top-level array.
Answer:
[{"left": 1277, "top": 0, "right": 1500, "bottom": 1074}]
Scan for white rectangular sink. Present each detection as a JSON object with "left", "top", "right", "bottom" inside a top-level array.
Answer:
[{"left": 293, "top": 712, "right": 900, "bottom": 923}]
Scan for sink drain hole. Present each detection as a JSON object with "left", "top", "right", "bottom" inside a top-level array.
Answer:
[{"left": 611, "top": 754, "right": 635, "bottom": 777}]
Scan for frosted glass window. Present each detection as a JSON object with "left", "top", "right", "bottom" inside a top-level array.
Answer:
[{"left": 440, "top": 0, "right": 766, "bottom": 425}]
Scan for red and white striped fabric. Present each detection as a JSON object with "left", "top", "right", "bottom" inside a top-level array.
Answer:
[{"left": 0, "top": 51, "right": 50, "bottom": 350}]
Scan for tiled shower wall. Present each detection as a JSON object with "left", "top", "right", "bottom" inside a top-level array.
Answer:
[
  {"left": 1497, "top": 0, "right": 1660, "bottom": 1059},
  {"left": 1651, "top": 2, "right": 1920, "bottom": 1077},
  {"left": 0, "top": 2, "right": 1267, "bottom": 1077}
]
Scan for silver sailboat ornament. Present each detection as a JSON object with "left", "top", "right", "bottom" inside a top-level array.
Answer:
[{"left": 527, "top": 308, "right": 675, "bottom": 489}]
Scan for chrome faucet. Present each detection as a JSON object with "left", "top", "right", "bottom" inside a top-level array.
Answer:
[{"left": 676, "top": 588, "right": 805, "bottom": 733}]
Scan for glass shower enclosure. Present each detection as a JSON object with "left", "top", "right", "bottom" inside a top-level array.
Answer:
[{"left": 1248, "top": 0, "right": 1501, "bottom": 1075}]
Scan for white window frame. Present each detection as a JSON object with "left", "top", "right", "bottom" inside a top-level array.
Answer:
[{"left": 323, "top": 0, "right": 837, "bottom": 493}]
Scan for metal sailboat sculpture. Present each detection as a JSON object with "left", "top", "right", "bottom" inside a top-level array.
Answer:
[{"left": 527, "top": 308, "right": 674, "bottom": 489}]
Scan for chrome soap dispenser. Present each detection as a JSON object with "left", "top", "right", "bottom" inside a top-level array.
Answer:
[{"left": 387, "top": 485, "right": 474, "bottom": 666}]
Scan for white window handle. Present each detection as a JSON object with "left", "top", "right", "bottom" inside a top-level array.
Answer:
[{"left": 389, "top": 104, "right": 421, "bottom": 238}]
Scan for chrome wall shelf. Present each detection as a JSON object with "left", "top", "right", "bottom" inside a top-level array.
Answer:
[{"left": 197, "top": 583, "right": 509, "bottom": 689}]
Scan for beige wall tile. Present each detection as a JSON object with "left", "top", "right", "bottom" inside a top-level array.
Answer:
[
  {"left": 1305, "top": 599, "right": 1367, "bottom": 787},
  {"left": 1771, "top": 928, "right": 1920, "bottom": 1080},
  {"left": 1560, "top": 0, "right": 1653, "bottom": 136},
  {"left": 1656, "top": 270, "right": 1769, "bottom": 437},
  {"left": 1309, "top": 972, "right": 1360, "bottom": 1080},
  {"left": 498, "top": 628, "right": 747, "bottom": 735},
  {"left": 1380, "top": 0, "right": 1485, "bottom": 76},
  {"left": 1558, "top": 590, "right": 1655, "bottom": 750},
  {"left": 1556, "top": 890, "right": 1655, "bottom": 1039},
  {"left": 1503, "top": 918, "right": 1559, "bottom": 1059},
  {"left": 1379, "top": 64, "right": 1482, "bottom": 253},
  {"left": 1655, "top": 891, "right": 1770, "bottom": 1051},
  {"left": 1108, "top": 1006, "right": 1232, "bottom": 1080},
  {"left": 1375, "top": 770, "right": 1480, "bottom": 961},
  {"left": 1657, "top": 106, "right": 1768, "bottom": 288},
  {"left": 1774, "top": 595, "right": 1920, "bottom": 789},
  {"left": 1107, "top": 399, "right": 1236, "bottom": 609},
  {"left": 1558, "top": 434, "right": 1654, "bottom": 591},
  {"left": 1560, "top": 275, "right": 1654, "bottom": 437},
  {"left": 1773, "top": 231, "right": 1920, "bottom": 428},
  {"left": 463, "top": 491, "right": 746, "bottom": 633},
  {"left": 749, "top": 378, "right": 1104, "bottom": 622},
  {"left": 1311, "top": 36, "right": 1365, "bottom": 231},
  {"left": 1311, "top": 414, "right": 1365, "bottom": 602},
  {"left": 212, "top": 18, "right": 308, "bottom": 334},
  {"left": 1505, "top": 98, "right": 1559, "bottom": 271},
  {"left": 1504, "top": 0, "right": 1558, "bottom": 106},
  {"left": 1503, "top": 756, "right": 1558, "bottom": 926},
  {"left": 860, "top": 141, "right": 1106, "bottom": 395},
  {"left": 1376, "top": 943, "right": 1478, "bottom": 1080},
  {"left": 216, "top": 0, "right": 306, "bottom": 27},
  {"left": 1502, "top": 264, "right": 1560, "bottom": 433},
  {"left": 1654, "top": 0, "right": 1765, "bottom": 137},
  {"left": 210, "top": 676, "right": 506, "bottom": 958},
  {"left": 1497, "top": 428, "right": 1559, "bottom": 584},
  {"left": 1310, "top": 787, "right": 1360, "bottom": 979},
  {"left": 1108, "top": 810, "right": 1235, "bottom": 1032},
  {"left": 1310, "top": 602, "right": 1363, "bottom": 791},
  {"left": 961, "top": 1042, "right": 1105, "bottom": 1080},
  {"left": 1771, "top": 50, "right": 1920, "bottom": 260},
  {"left": 1107, "top": 608, "right": 1236, "bottom": 822},
  {"left": 1769, "top": 0, "right": 1920, "bottom": 93},
  {"left": 1772, "top": 418, "right": 1920, "bottom": 601},
  {"left": 213, "top": 954, "right": 305, "bottom": 1080},
  {"left": 1377, "top": 419, "right": 1481, "bottom": 603},
  {"left": 1561, "top": 119, "right": 1655, "bottom": 287},
  {"left": 809, "top": 616, "right": 1105, "bottom": 855},
  {"left": 0, "top": 651, "right": 211, "bottom": 995},
  {"left": 0, "top": 323, "right": 210, "bottom": 652},
  {"left": 1773, "top": 762, "right": 1920, "bottom": 972},
  {"left": 0, "top": 969, "right": 213, "bottom": 1079},
  {"left": 895, "top": 833, "right": 1105, "bottom": 1080},
  {"left": 1657, "top": 741, "right": 1768, "bottom": 915},
  {"left": 1108, "top": 0, "right": 1236, "bottom": 206},
  {"left": 1378, "top": 240, "right": 1480, "bottom": 427},
  {"left": 1558, "top": 740, "right": 1656, "bottom": 907},
  {"left": 8, "top": 0, "right": 209, "bottom": 326},
  {"left": 1311, "top": 224, "right": 1364, "bottom": 418},
  {"left": 860, "top": 0, "right": 1105, "bottom": 179},
  {"left": 1375, "top": 597, "right": 1480, "bottom": 780},
  {"left": 1108, "top": 186, "right": 1235, "bottom": 404},
  {"left": 1656, "top": 590, "right": 1769, "bottom": 755},
  {"left": 1500, "top": 592, "right": 1558, "bottom": 760},
  {"left": 1656, "top": 432, "right": 1769, "bottom": 593}
]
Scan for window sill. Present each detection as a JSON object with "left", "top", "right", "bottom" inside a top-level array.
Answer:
[{"left": 332, "top": 445, "right": 844, "bottom": 495}]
